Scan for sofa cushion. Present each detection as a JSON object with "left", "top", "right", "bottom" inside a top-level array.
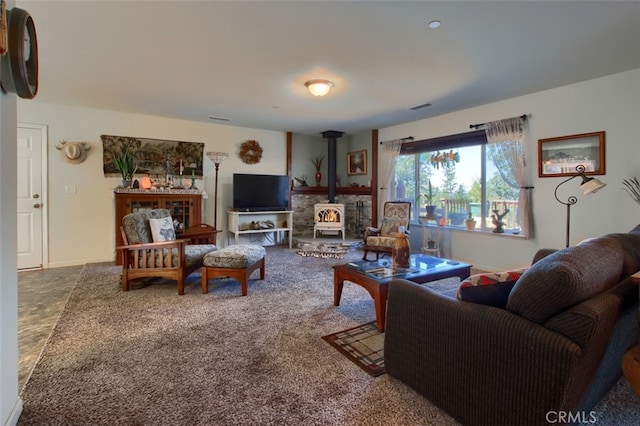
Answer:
[
  {"left": 601, "top": 233, "right": 640, "bottom": 278},
  {"left": 506, "top": 238, "right": 624, "bottom": 323},
  {"left": 456, "top": 268, "right": 528, "bottom": 308}
]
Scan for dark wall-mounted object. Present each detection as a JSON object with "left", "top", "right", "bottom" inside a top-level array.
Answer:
[{"left": 0, "top": 7, "right": 39, "bottom": 99}]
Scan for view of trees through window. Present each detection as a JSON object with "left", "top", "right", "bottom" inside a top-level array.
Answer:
[{"left": 393, "top": 144, "right": 521, "bottom": 231}]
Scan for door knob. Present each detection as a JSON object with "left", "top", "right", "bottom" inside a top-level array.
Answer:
[
  {"left": 33, "top": 203, "right": 41, "bottom": 208},
  {"left": 33, "top": 193, "right": 40, "bottom": 199}
]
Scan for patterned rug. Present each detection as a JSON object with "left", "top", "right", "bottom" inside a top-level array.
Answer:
[
  {"left": 296, "top": 241, "right": 354, "bottom": 259},
  {"left": 321, "top": 275, "right": 466, "bottom": 377},
  {"left": 322, "top": 321, "right": 384, "bottom": 377}
]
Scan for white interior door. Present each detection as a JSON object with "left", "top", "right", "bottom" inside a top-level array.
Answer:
[{"left": 17, "top": 125, "right": 46, "bottom": 270}]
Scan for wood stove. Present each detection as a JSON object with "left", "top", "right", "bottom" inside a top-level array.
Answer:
[{"left": 314, "top": 203, "right": 345, "bottom": 239}]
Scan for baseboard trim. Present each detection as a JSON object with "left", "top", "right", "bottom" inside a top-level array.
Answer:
[{"left": 5, "top": 397, "right": 23, "bottom": 426}]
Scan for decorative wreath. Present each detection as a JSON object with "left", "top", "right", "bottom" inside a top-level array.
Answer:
[{"left": 239, "top": 140, "right": 263, "bottom": 164}]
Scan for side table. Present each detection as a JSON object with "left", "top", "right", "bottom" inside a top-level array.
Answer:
[
  {"left": 622, "top": 272, "right": 640, "bottom": 397},
  {"left": 419, "top": 214, "right": 440, "bottom": 257}
]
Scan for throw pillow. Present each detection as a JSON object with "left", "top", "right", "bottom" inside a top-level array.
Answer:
[
  {"left": 149, "top": 217, "right": 176, "bottom": 242},
  {"left": 457, "top": 267, "right": 528, "bottom": 308}
]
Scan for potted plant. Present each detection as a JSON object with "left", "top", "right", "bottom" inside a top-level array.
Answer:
[
  {"left": 465, "top": 211, "right": 476, "bottom": 231},
  {"left": 449, "top": 209, "right": 467, "bottom": 226},
  {"left": 112, "top": 144, "right": 138, "bottom": 187},
  {"left": 416, "top": 180, "right": 437, "bottom": 216}
]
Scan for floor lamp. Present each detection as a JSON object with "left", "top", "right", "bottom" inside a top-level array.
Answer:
[
  {"left": 206, "top": 152, "right": 229, "bottom": 229},
  {"left": 554, "top": 164, "right": 606, "bottom": 247}
]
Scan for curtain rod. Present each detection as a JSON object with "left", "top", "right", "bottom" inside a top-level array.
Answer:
[
  {"left": 380, "top": 136, "right": 414, "bottom": 144},
  {"left": 469, "top": 114, "right": 528, "bottom": 129}
]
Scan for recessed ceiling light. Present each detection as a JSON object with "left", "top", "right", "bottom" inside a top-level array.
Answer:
[{"left": 428, "top": 20, "right": 441, "bottom": 29}]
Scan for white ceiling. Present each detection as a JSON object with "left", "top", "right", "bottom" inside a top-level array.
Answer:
[{"left": 17, "top": 0, "right": 640, "bottom": 135}]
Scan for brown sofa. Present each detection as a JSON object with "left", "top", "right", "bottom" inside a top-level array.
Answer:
[{"left": 384, "top": 228, "right": 640, "bottom": 425}]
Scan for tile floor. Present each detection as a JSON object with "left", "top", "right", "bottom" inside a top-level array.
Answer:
[{"left": 17, "top": 265, "right": 85, "bottom": 391}]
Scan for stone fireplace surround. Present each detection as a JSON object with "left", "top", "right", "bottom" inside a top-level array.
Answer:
[{"left": 292, "top": 194, "right": 372, "bottom": 238}]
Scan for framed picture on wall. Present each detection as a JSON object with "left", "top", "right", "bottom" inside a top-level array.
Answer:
[
  {"left": 347, "top": 150, "right": 367, "bottom": 175},
  {"left": 538, "top": 131, "right": 605, "bottom": 177}
]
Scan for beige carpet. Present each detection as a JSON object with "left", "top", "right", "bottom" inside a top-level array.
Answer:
[{"left": 18, "top": 246, "right": 640, "bottom": 425}]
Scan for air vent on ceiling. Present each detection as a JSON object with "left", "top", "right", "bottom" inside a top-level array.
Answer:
[
  {"left": 208, "top": 115, "right": 231, "bottom": 122},
  {"left": 409, "top": 102, "right": 432, "bottom": 111}
]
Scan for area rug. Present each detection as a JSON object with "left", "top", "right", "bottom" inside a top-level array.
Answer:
[
  {"left": 320, "top": 275, "right": 461, "bottom": 378},
  {"left": 296, "top": 241, "right": 352, "bottom": 259},
  {"left": 18, "top": 246, "right": 640, "bottom": 425},
  {"left": 322, "top": 320, "right": 384, "bottom": 377}
]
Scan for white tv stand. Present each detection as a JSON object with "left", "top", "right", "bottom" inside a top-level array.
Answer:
[{"left": 227, "top": 210, "right": 294, "bottom": 248}]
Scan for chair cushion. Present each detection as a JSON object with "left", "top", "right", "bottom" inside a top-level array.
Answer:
[
  {"left": 456, "top": 268, "right": 528, "bottom": 308},
  {"left": 122, "top": 209, "right": 172, "bottom": 244},
  {"left": 149, "top": 217, "right": 176, "bottom": 242},
  {"left": 203, "top": 245, "right": 265, "bottom": 269},
  {"left": 185, "top": 244, "right": 218, "bottom": 267},
  {"left": 379, "top": 203, "right": 410, "bottom": 235},
  {"left": 365, "top": 235, "right": 396, "bottom": 248}
]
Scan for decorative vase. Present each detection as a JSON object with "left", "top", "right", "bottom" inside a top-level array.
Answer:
[
  {"left": 391, "top": 230, "right": 410, "bottom": 268},
  {"left": 425, "top": 205, "right": 437, "bottom": 216},
  {"left": 122, "top": 180, "right": 132, "bottom": 188},
  {"left": 315, "top": 171, "right": 322, "bottom": 186}
]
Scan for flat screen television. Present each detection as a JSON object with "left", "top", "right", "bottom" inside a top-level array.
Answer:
[{"left": 232, "top": 174, "right": 290, "bottom": 212}]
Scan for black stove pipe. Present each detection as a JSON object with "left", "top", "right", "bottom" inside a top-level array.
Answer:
[{"left": 321, "top": 130, "right": 343, "bottom": 203}]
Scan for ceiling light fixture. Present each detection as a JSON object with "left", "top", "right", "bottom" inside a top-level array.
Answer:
[
  {"left": 305, "top": 79, "right": 334, "bottom": 97},
  {"left": 428, "top": 20, "right": 441, "bottom": 29}
]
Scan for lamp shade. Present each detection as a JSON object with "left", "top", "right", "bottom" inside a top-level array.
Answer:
[
  {"left": 305, "top": 79, "right": 334, "bottom": 97},
  {"left": 581, "top": 177, "right": 606, "bottom": 195},
  {"left": 206, "top": 151, "right": 229, "bottom": 165}
]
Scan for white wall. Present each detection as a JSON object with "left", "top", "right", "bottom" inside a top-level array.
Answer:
[
  {"left": 17, "top": 102, "right": 287, "bottom": 267},
  {"left": 291, "top": 132, "right": 371, "bottom": 188},
  {"left": 0, "top": 4, "right": 22, "bottom": 422},
  {"left": 380, "top": 69, "right": 640, "bottom": 270}
]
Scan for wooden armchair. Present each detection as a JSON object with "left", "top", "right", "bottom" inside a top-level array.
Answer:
[
  {"left": 118, "top": 209, "right": 219, "bottom": 295},
  {"left": 362, "top": 201, "right": 411, "bottom": 261}
]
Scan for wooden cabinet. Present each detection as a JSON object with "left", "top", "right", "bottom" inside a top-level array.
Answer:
[{"left": 114, "top": 190, "right": 203, "bottom": 264}]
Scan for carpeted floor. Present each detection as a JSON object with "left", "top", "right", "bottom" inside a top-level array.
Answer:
[{"left": 18, "top": 246, "right": 640, "bottom": 425}]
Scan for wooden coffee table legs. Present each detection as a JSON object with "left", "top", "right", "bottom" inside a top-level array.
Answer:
[{"left": 333, "top": 268, "right": 388, "bottom": 332}]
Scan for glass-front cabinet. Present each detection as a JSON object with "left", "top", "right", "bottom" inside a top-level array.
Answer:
[{"left": 114, "top": 189, "right": 203, "bottom": 264}]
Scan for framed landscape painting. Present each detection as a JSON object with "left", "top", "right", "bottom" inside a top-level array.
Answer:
[
  {"left": 538, "top": 131, "right": 605, "bottom": 177},
  {"left": 347, "top": 150, "right": 367, "bottom": 175}
]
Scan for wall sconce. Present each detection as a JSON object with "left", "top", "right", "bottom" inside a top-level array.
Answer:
[
  {"left": 206, "top": 151, "right": 229, "bottom": 229},
  {"left": 305, "top": 79, "right": 334, "bottom": 97},
  {"left": 554, "top": 164, "right": 606, "bottom": 247}
]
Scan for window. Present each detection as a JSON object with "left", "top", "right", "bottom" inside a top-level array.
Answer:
[{"left": 393, "top": 130, "right": 521, "bottom": 232}]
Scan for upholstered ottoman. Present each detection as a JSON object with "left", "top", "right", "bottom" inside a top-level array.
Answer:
[{"left": 201, "top": 244, "right": 266, "bottom": 296}]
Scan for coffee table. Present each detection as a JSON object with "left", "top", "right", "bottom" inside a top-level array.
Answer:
[{"left": 333, "top": 255, "right": 471, "bottom": 332}]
